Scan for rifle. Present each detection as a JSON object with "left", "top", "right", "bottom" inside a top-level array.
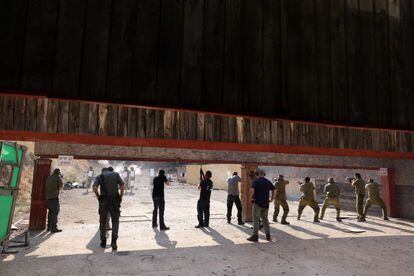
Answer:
[{"left": 199, "top": 165, "right": 205, "bottom": 181}]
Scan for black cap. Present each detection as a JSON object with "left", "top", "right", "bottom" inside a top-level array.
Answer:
[{"left": 159, "top": 169, "right": 166, "bottom": 175}]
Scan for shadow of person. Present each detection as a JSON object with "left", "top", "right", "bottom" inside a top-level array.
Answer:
[
  {"left": 363, "top": 220, "right": 414, "bottom": 234},
  {"left": 85, "top": 230, "right": 106, "bottom": 253},
  {"left": 286, "top": 224, "right": 330, "bottom": 238},
  {"left": 201, "top": 227, "right": 235, "bottom": 246},
  {"left": 153, "top": 228, "right": 177, "bottom": 249},
  {"left": 340, "top": 221, "right": 385, "bottom": 233}
]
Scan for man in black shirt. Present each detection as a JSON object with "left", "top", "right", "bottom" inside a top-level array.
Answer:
[
  {"left": 195, "top": 170, "right": 213, "bottom": 228},
  {"left": 152, "top": 170, "right": 170, "bottom": 230}
]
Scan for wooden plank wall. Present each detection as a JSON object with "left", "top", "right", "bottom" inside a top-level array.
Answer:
[
  {"left": 1, "top": 95, "right": 413, "bottom": 154},
  {"left": 0, "top": 0, "right": 413, "bottom": 130}
]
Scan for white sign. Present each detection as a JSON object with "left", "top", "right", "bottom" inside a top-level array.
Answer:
[
  {"left": 380, "top": 168, "right": 388, "bottom": 176},
  {"left": 58, "top": 155, "right": 74, "bottom": 167}
]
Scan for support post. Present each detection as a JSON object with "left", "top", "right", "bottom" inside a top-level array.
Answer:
[
  {"left": 241, "top": 164, "right": 258, "bottom": 222},
  {"left": 29, "top": 158, "right": 52, "bottom": 230},
  {"left": 380, "top": 168, "right": 397, "bottom": 217}
]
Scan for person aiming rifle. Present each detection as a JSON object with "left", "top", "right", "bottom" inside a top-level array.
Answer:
[{"left": 195, "top": 167, "right": 213, "bottom": 228}]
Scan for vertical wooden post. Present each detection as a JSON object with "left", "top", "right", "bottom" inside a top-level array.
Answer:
[
  {"left": 29, "top": 158, "right": 52, "bottom": 230},
  {"left": 241, "top": 163, "right": 258, "bottom": 222},
  {"left": 380, "top": 168, "right": 397, "bottom": 217}
]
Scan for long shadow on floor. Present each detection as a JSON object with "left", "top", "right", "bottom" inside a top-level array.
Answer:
[
  {"left": 85, "top": 230, "right": 106, "bottom": 253},
  {"left": 153, "top": 228, "right": 177, "bottom": 249},
  {"left": 363, "top": 219, "right": 414, "bottom": 234},
  {"left": 201, "top": 227, "right": 235, "bottom": 246}
]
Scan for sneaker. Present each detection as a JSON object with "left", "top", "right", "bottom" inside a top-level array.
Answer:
[
  {"left": 195, "top": 225, "right": 204, "bottom": 229},
  {"left": 100, "top": 239, "right": 106, "bottom": 248},
  {"left": 266, "top": 234, "right": 271, "bottom": 241},
  {"left": 50, "top": 229, "right": 63, "bottom": 233},
  {"left": 281, "top": 220, "right": 290, "bottom": 225},
  {"left": 238, "top": 221, "right": 245, "bottom": 226},
  {"left": 247, "top": 235, "right": 258, "bottom": 242}
]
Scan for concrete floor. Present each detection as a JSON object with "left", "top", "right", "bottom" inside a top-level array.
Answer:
[{"left": 1, "top": 182, "right": 414, "bottom": 276}]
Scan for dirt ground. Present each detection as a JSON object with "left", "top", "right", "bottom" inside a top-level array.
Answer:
[{"left": 1, "top": 182, "right": 414, "bottom": 276}]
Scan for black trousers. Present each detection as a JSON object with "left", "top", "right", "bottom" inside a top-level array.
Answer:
[
  {"left": 99, "top": 195, "right": 121, "bottom": 241},
  {"left": 227, "top": 195, "right": 243, "bottom": 223},
  {"left": 152, "top": 196, "right": 166, "bottom": 227},
  {"left": 46, "top": 198, "right": 60, "bottom": 230},
  {"left": 197, "top": 200, "right": 210, "bottom": 226}
]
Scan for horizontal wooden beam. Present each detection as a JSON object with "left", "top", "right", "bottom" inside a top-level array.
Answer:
[
  {"left": 1, "top": 91, "right": 414, "bottom": 134},
  {"left": 2, "top": 130, "right": 414, "bottom": 160}
]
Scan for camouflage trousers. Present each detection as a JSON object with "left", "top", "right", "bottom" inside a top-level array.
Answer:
[
  {"left": 363, "top": 197, "right": 388, "bottom": 220},
  {"left": 273, "top": 198, "right": 289, "bottom": 222},
  {"left": 298, "top": 198, "right": 319, "bottom": 221},
  {"left": 320, "top": 197, "right": 340, "bottom": 219}
]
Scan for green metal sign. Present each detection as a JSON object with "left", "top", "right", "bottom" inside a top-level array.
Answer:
[{"left": 0, "top": 142, "right": 26, "bottom": 246}]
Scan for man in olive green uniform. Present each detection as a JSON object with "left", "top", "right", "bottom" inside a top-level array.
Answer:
[
  {"left": 45, "top": 168, "right": 63, "bottom": 233},
  {"left": 350, "top": 173, "right": 366, "bottom": 222},
  {"left": 273, "top": 174, "right": 290, "bottom": 225},
  {"left": 363, "top": 179, "right": 389, "bottom": 220},
  {"left": 297, "top": 177, "right": 320, "bottom": 223},
  {"left": 320, "top": 178, "right": 342, "bottom": 222}
]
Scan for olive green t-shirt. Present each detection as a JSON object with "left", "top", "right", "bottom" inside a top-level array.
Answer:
[
  {"left": 45, "top": 174, "right": 63, "bottom": 200},
  {"left": 274, "top": 180, "right": 289, "bottom": 200},
  {"left": 365, "top": 182, "right": 380, "bottom": 199},
  {"left": 300, "top": 182, "right": 315, "bottom": 201},
  {"left": 324, "top": 182, "right": 340, "bottom": 198},
  {"left": 352, "top": 178, "right": 366, "bottom": 195}
]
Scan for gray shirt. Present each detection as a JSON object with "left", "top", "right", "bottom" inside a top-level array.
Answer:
[
  {"left": 227, "top": 175, "right": 241, "bottom": 196},
  {"left": 93, "top": 171, "right": 124, "bottom": 195}
]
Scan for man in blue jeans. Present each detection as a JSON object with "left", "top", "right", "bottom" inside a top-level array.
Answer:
[
  {"left": 152, "top": 170, "right": 170, "bottom": 230},
  {"left": 247, "top": 169, "right": 275, "bottom": 242}
]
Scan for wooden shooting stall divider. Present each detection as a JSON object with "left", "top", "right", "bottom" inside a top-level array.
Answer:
[{"left": 29, "top": 158, "right": 51, "bottom": 230}]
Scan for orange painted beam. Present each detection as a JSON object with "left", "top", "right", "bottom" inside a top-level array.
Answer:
[{"left": 1, "top": 130, "right": 414, "bottom": 161}]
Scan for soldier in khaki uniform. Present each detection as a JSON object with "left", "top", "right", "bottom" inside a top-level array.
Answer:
[
  {"left": 363, "top": 179, "right": 389, "bottom": 220},
  {"left": 272, "top": 174, "right": 290, "bottom": 225},
  {"left": 320, "top": 178, "right": 342, "bottom": 222},
  {"left": 350, "top": 173, "right": 366, "bottom": 222},
  {"left": 297, "top": 177, "right": 320, "bottom": 223}
]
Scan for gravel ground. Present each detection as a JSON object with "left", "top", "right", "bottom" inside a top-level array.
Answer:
[{"left": 1, "top": 182, "right": 414, "bottom": 276}]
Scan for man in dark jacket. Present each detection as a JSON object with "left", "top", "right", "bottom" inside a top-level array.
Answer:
[{"left": 93, "top": 168, "right": 125, "bottom": 250}]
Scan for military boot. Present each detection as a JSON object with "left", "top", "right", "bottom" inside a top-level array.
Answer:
[
  {"left": 336, "top": 208, "right": 342, "bottom": 222},
  {"left": 266, "top": 234, "right": 271, "bottom": 241},
  {"left": 297, "top": 212, "right": 302, "bottom": 220},
  {"left": 281, "top": 212, "right": 289, "bottom": 225},
  {"left": 111, "top": 238, "right": 118, "bottom": 251},
  {"left": 100, "top": 238, "right": 106, "bottom": 248},
  {"left": 314, "top": 214, "right": 320, "bottom": 223},
  {"left": 247, "top": 235, "right": 258, "bottom": 242}
]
